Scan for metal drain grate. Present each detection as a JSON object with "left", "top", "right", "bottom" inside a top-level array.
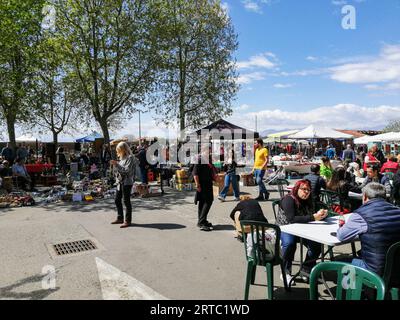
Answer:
[{"left": 53, "top": 239, "right": 97, "bottom": 256}]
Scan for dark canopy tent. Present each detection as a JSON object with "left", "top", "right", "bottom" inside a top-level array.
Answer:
[{"left": 194, "top": 119, "right": 259, "bottom": 139}]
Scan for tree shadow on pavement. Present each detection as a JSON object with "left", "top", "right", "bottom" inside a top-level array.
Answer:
[{"left": 0, "top": 274, "right": 59, "bottom": 300}]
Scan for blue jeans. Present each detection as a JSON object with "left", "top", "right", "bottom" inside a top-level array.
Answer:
[
  {"left": 351, "top": 258, "right": 369, "bottom": 271},
  {"left": 254, "top": 169, "right": 267, "bottom": 195},
  {"left": 140, "top": 167, "right": 148, "bottom": 184},
  {"left": 220, "top": 173, "right": 239, "bottom": 198},
  {"left": 281, "top": 232, "right": 322, "bottom": 274}
]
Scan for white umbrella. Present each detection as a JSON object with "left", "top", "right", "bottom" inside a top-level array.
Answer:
[{"left": 287, "top": 125, "right": 353, "bottom": 139}]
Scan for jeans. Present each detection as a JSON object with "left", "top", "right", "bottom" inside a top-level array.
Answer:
[
  {"left": 281, "top": 232, "right": 322, "bottom": 274},
  {"left": 220, "top": 173, "right": 239, "bottom": 198},
  {"left": 254, "top": 169, "right": 268, "bottom": 195},
  {"left": 115, "top": 184, "right": 133, "bottom": 223},
  {"left": 140, "top": 167, "right": 148, "bottom": 184},
  {"left": 351, "top": 258, "right": 369, "bottom": 271},
  {"left": 198, "top": 199, "right": 213, "bottom": 226}
]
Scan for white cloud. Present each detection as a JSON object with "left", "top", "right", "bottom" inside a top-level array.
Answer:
[
  {"left": 329, "top": 44, "right": 400, "bottom": 90},
  {"left": 242, "top": 0, "right": 280, "bottom": 14},
  {"left": 235, "top": 104, "right": 251, "bottom": 111},
  {"left": 332, "top": 0, "right": 366, "bottom": 5},
  {"left": 242, "top": 1, "right": 262, "bottom": 14},
  {"left": 237, "top": 53, "right": 278, "bottom": 70},
  {"left": 273, "top": 83, "right": 294, "bottom": 89},
  {"left": 228, "top": 103, "right": 399, "bottom": 131},
  {"left": 306, "top": 56, "right": 318, "bottom": 61},
  {"left": 237, "top": 72, "right": 267, "bottom": 84},
  {"left": 332, "top": 0, "right": 347, "bottom": 5}
]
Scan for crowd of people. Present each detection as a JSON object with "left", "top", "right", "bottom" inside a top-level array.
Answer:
[{"left": 0, "top": 141, "right": 154, "bottom": 193}]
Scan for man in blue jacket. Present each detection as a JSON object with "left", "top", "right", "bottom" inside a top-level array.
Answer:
[{"left": 337, "top": 182, "right": 400, "bottom": 276}]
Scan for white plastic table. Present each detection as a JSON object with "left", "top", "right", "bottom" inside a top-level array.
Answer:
[
  {"left": 280, "top": 214, "right": 352, "bottom": 247},
  {"left": 280, "top": 214, "right": 357, "bottom": 294}
]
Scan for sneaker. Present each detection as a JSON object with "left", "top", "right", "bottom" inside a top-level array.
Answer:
[
  {"left": 280, "top": 273, "right": 295, "bottom": 285},
  {"left": 218, "top": 195, "right": 225, "bottom": 202},
  {"left": 199, "top": 225, "right": 212, "bottom": 232},
  {"left": 234, "top": 197, "right": 240, "bottom": 201}
]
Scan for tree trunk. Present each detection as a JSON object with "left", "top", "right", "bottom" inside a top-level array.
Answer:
[
  {"left": 52, "top": 131, "right": 58, "bottom": 150},
  {"left": 6, "top": 112, "right": 16, "bottom": 152},
  {"left": 99, "top": 118, "right": 110, "bottom": 144}
]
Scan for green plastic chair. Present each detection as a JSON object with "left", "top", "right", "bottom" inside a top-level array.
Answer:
[
  {"left": 271, "top": 199, "right": 282, "bottom": 222},
  {"left": 309, "top": 262, "right": 386, "bottom": 300},
  {"left": 267, "top": 179, "right": 290, "bottom": 202},
  {"left": 382, "top": 241, "right": 400, "bottom": 300},
  {"left": 240, "top": 220, "right": 289, "bottom": 300}
]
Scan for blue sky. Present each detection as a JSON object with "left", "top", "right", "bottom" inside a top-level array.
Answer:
[
  {"left": 10, "top": 0, "right": 400, "bottom": 141},
  {"left": 120, "top": 0, "right": 400, "bottom": 139},
  {"left": 224, "top": 0, "right": 400, "bottom": 133}
]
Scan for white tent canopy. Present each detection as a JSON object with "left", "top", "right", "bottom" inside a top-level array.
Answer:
[
  {"left": 354, "top": 132, "right": 400, "bottom": 144},
  {"left": 16, "top": 134, "right": 39, "bottom": 142},
  {"left": 287, "top": 125, "right": 353, "bottom": 139},
  {"left": 353, "top": 135, "right": 372, "bottom": 145}
]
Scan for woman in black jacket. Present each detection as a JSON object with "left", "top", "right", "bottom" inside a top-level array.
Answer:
[
  {"left": 326, "top": 166, "right": 360, "bottom": 211},
  {"left": 277, "top": 179, "right": 328, "bottom": 283}
]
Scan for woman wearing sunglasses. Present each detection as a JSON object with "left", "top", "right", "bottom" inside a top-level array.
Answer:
[{"left": 276, "top": 179, "right": 328, "bottom": 284}]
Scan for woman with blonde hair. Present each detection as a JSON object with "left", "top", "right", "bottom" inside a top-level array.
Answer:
[{"left": 110, "top": 142, "right": 136, "bottom": 228}]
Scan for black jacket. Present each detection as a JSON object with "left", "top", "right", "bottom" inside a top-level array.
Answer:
[
  {"left": 304, "top": 173, "right": 326, "bottom": 203},
  {"left": 230, "top": 200, "right": 268, "bottom": 222}
]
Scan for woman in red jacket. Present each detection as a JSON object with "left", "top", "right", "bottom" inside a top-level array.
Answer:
[
  {"left": 380, "top": 155, "right": 399, "bottom": 174},
  {"left": 363, "top": 147, "right": 380, "bottom": 172}
]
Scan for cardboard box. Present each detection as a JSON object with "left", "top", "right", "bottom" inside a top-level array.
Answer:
[
  {"left": 136, "top": 184, "right": 149, "bottom": 196},
  {"left": 213, "top": 184, "right": 233, "bottom": 197},
  {"left": 240, "top": 173, "right": 255, "bottom": 186}
]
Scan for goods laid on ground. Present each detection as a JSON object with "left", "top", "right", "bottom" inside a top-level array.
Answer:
[
  {"left": 133, "top": 182, "right": 163, "bottom": 197},
  {"left": 170, "top": 169, "right": 194, "bottom": 191},
  {"left": 0, "top": 192, "right": 35, "bottom": 208}
]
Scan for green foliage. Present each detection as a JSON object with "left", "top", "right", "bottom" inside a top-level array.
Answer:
[
  {"left": 383, "top": 120, "right": 400, "bottom": 133},
  {"left": 150, "top": 0, "right": 239, "bottom": 131},
  {"left": 54, "top": 0, "right": 160, "bottom": 142},
  {"left": 0, "top": 0, "right": 46, "bottom": 146}
]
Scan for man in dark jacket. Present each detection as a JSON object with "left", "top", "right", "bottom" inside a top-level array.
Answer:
[
  {"left": 304, "top": 164, "right": 326, "bottom": 209},
  {"left": 1, "top": 143, "right": 15, "bottom": 163},
  {"left": 337, "top": 183, "right": 400, "bottom": 276}
]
